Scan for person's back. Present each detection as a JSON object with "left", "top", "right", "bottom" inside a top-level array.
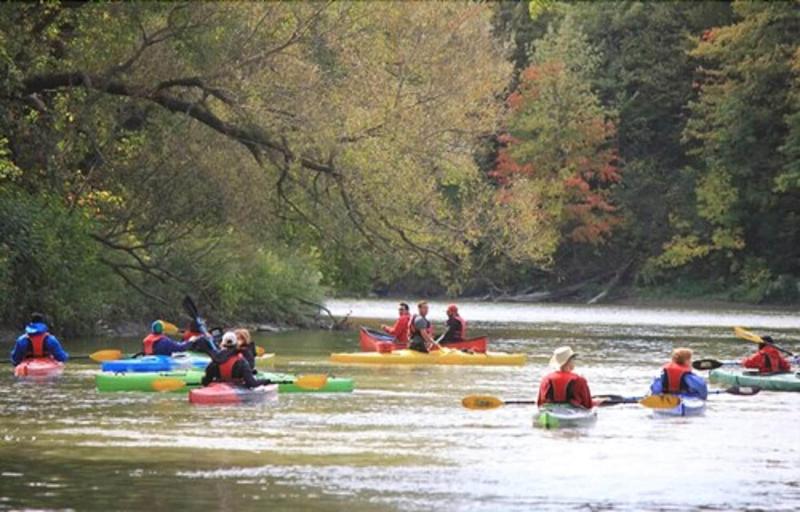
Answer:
[
  {"left": 742, "top": 338, "right": 791, "bottom": 373},
  {"left": 202, "top": 332, "right": 260, "bottom": 388},
  {"left": 142, "top": 321, "right": 192, "bottom": 356},
  {"left": 650, "top": 347, "right": 708, "bottom": 399},
  {"left": 10, "top": 313, "right": 69, "bottom": 365},
  {"left": 537, "top": 346, "right": 593, "bottom": 409}
]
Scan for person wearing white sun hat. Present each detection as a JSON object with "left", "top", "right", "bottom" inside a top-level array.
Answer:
[{"left": 536, "top": 346, "right": 595, "bottom": 409}]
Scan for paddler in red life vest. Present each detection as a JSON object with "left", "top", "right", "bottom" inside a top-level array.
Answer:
[
  {"left": 10, "top": 313, "right": 69, "bottom": 366},
  {"left": 649, "top": 347, "right": 708, "bottom": 399},
  {"left": 182, "top": 319, "right": 204, "bottom": 342},
  {"left": 741, "top": 336, "right": 792, "bottom": 374},
  {"left": 141, "top": 320, "right": 195, "bottom": 356},
  {"left": 408, "top": 301, "right": 440, "bottom": 353},
  {"left": 537, "top": 346, "right": 595, "bottom": 409},
  {"left": 440, "top": 304, "right": 466, "bottom": 343},
  {"left": 380, "top": 302, "right": 411, "bottom": 343},
  {"left": 201, "top": 331, "right": 264, "bottom": 388}
]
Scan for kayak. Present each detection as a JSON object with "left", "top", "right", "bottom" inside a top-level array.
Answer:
[
  {"left": 710, "top": 368, "right": 800, "bottom": 392},
  {"left": 100, "top": 352, "right": 275, "bottom": 373},
  {"left": 189, "top": 382, "right": 277, "bottom": 405},
  {"left": 95, "top": 370, "right": 354, "bottom": 394},
  {"left": 533, "top": 404, "right": 597, "bottom": 429},
  {"left": 13, "top": 358, "right": 65, "bottom": 378},
  {"left": 652, "top": 395, "right": 706, "bottom": 417},
  {"left": 330, "top": 349, "right": 526, "bottom": 366},
  {"left": 359, "top": 327, "right": 488, "bottom": 353}
]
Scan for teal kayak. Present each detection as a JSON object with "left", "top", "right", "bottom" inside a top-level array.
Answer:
[
  {"left": 709, "top": 368, "right": 800, "bottom": 392},
  {"left": 533, "top": 404, "right": 597, "bottom": 429},
  {"left": 95, "top": 370, "right": 354, "bottom": 393}
]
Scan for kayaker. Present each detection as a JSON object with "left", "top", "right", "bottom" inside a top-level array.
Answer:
[
  {"left": 440, "top": 304, "right": 466, "bottom": 343},
  {"left": 141, "top": 320, "right": 195, "bottom": 356},
  {"left": 234, "top": 328, "right": 257, "bottom": 371},
  {"left": 182, "top": 319, "right": 204, "bottom": 341},
  {"left": 537, "top": 346, "right": 594, "bottom": 409},
  {"left": 380, "top": 302, "right": 411, "bottom": 343},
  {"left": 650, "top": 347, "right": 708, "bottom": 399},
  {"left": 201, "top": 331, "right": 264, "bottom": 388},
  {"left": 10, "top": 313, "right": 69, "bottom": 365},
  {"left": 408, "top": 301, "right": 439, "bottom": 352},
  {"left": 741, "top": 336, "right": 791, "bottom": 373}
]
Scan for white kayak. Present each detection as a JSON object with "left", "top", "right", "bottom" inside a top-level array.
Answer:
[
  {"left": 533, "top": 404, "right": 597, "bottom": 429},
  {"left": 652, "top": 395, "right": 706, "bottom": 417}
]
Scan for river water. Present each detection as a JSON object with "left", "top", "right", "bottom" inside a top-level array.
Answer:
[{"left": 2, "top": 300, "right": 799, "bottom": 511}]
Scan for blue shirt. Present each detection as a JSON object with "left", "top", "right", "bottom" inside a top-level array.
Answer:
[
  {"left": 11, "top": 332, "right": 69, "bottom": 365},
  {"left": 151, "top": 336, "right": 193, "bottom": 356},
  {"left": 649, "top": 372, "right": 708, "bottom": 399}
]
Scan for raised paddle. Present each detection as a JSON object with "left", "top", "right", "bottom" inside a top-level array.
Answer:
[
  {"left": 151, "top": 374, "right": 329, "bottom": 392},
  {"left": 734, "top": 326, "right": 795, "bottom": 356}
]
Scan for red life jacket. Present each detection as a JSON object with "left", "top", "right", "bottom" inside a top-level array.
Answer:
[
  {"left": 760, "top": 345, "right": 789, "bottom": 372},
  {"left": 27, "top": 333, "right": 48, "bottom": 358},
  {"left": 219, "top": 353, "right": 245, "bottom": 382},
  {"left": 661, "top": 362, "right": 690, "bottom": 394},
  {"left": 142, "top": 333, "right": 165, "bottom": 355},
  {"left": 544, "top": 371, "right": 579, "bottom": 403}
]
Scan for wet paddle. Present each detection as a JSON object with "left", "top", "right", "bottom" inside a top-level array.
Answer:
[
  {"left": 460, "top": 394, "right": 676, "bottom": 410},
  {"left": 692, "top": 359, "right": 737, "bottom": 371},
  {"left": 734, "top": 326, "right": 795, "bottom": 356},
  {"left": 709, "top": 386, "right": 761, "bottom": 396},
  {"left": 3, "top": 349, "right": 123, "bottom": 364},
  {"left": 151, "top": 374, "right": 329, "bottom": 392}
]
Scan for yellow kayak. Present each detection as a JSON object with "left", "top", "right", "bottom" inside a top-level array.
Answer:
[{"left": 329, "top": 349, "right": 526, "bottom": 366}]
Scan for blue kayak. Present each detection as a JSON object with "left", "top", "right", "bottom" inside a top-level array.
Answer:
[
  {"left": 652, "top": 395, "right": 706, "bottom": 417},
  {"left": 101, "top": 353, "right": 211, "bottom": 373}
]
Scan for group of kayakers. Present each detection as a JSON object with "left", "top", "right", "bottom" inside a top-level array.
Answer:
[{"left": 380, "top": 301, "right": 467, "bottom": 352}]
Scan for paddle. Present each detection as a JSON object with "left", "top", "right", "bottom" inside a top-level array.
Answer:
[
  {"left": 709, "top": 386, "right": 761, "bottom": 396},
  {"left": 3, "top": 349, "right": 124, "bottom": 364},
  {"left": 692, "top": 358, "right": 738, "bottom": 371},
  {"left": 734, "top": 326, "right": 795, "bottom": 356},
  {"left": 460, "top": 394, "right": 681, "bottom": 410},
  {"left": 152, "top": 374, "right": 329, "bottom": 392}
]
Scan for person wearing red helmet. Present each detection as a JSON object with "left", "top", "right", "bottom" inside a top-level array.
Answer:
[{"left": 440, "top": 304, "right": 466, "bottom": 343}]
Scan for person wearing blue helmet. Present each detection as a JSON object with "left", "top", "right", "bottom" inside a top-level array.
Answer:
[{"left": 10, "top": 313, "right": 69, "bottom": 365}]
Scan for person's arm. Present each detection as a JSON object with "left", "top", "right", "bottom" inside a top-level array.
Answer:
[
  {"left": 571, "top": 377, "right": 593, "bottom": 409},
  {"left": 440, "top": 319, "right": 456, "bottom": 343},
  {"left": 201, "top": 363, "right": 219, "bottom": 386},
  {"left": 741, "top": 352, "right": 762, "bottom": 369},
  {"left": 153, "top": 337, "right": 192, "bottom": 356},
  {"left": 10, "top": 337, "right": 27, "bottom": 365},
  {"left": 536, "top": 375, "right": 550, "bottom": 406},
  {"left": 684, "top": 373, "right": 708, "bottom": 399},
  {"left": 649, "top": 375, "right": 664, "bottom": 395},
  {"left": 46, "top": 335, "right": 69, "bottom": 362},
  {"left": 384, "top": 318, "right": 403, "bottom": 337}
]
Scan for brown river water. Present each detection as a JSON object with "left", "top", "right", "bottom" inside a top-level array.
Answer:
[{"left": 1, "top": 299, "right": 799, "bottom": 511}]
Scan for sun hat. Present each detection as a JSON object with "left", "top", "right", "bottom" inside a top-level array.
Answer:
[{"left": 549, "top": 346, "right": 577, "bottom": 369}]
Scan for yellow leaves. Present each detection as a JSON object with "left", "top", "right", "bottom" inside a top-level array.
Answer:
[{"left": 696, "top": 168, "right": 737, "bottom": 223}]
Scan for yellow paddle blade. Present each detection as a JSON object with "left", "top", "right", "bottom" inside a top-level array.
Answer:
[
  {"left": 152, "top": 378, "right": 187, "bottom": 392},
  {"left": 292, "top": 374, "right": 328, "bottom": 390},
  {"left": 639, "top": 394, "right": 681, "bottom": 409},
  {"left": 461, "top": 395, "right": 504, "bottom": 410},
  {"left": 734, "top": 326, "right": 763, "bottom": 344},
  {"left": 160, "top": 320, "right": 181, "bottom": 336},
  {"left": 256, "top": 346, "right": 266, "bottom": 356},
  {"left": 89, "top": 349, "right": 123, "bottom": 362}
]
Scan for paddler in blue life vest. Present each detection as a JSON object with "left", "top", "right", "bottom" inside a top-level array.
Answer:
[
  {"left": 537, "top": 346, "right": 595, "bottom": 409},
  {"left": 201, "top": 331, "right": 264, "bottom": 388},
  {"left": 440, "top": 304, "right": 467, "bottom": 343},
  {"left": 650, "top": 347, "right": 708, "bottom": 399},
  {"left": 408, "top": 301, "right": 439, "bottom": 353},
  {"left": 10, "top": 313, "right": 69, "bottom": 365}
]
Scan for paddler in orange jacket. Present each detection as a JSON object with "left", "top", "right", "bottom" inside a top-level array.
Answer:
[
  {"left": 741, "top": 336, "right": 792, "bottom": 373},
  {"left": 537, "top": 346, "right": 594, "bottom": 409},
  {"left": 380, "top": 302, "right": 411, "bottom": 343}
]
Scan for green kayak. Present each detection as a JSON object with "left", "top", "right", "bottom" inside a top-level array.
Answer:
[
  {"left": 95, "top": 370, "right": 354, "bottom": 393},
  {"left": 709, "top": 368, "right": 800, "bottom": 392},
  {"left": 533, "top": 404, "right": 597, "bottom": 429}
]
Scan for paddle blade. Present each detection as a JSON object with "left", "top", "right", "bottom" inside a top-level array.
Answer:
[
  {"left": 724, "top": 385, "right": 761, "bottom": 396},
  {"left": 693, "top": 359, "right": 724, "bottom": 371},
  {"left": 182, "top": 295, "right": 199, "bottom": 319},
  {"left": 89, "top": 349, "right": 123, "bottom": 362},
  {"left": 160, "top": 320, "right": 180, "bottom": 336},
  {"left": 256, "top": 346, "right": 266, "bottom": 357},
  {"left": 639, "top": 394, "right": 681, "bottom": 409},
  {"left": 152, "top": 378, "right": 187, "bottom": 392},
  {"left": 734, "top": 326, "right": 763, "bottom": 344},
  {"left": 593, "top": 394, "right": 637, "bottom": 406},
  {"left": 292, "top": 374, "right": 328, "bottom": 390},
  {"left": 461, "top": 395, "right": 504, "bottom": 410}
]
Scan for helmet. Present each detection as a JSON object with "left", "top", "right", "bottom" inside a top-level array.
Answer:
[
  {"left": 447, "top": 304, "right": 458, "bottom": 314},
  {"left": 151, "top": 320, "right": 164, "bottom": 334},
  {"left": 220, "top": 331, "right": 237, "bottom": 349}
]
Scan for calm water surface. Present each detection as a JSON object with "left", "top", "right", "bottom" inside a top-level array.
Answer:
[{"left": 2, "top": 300, "right": 799, "bottom": 511}]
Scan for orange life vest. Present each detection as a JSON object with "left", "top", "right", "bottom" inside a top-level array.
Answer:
[
  {"left": 142, "top": 333, "right": 165, "bottom": 355},
  {"left": 544, "top": 371, "right": 579, "bottom": 403},
  {"left": 219, "top": 353, "right": 245, "bottom": 382},
  {"left": 661, "top": 362, "right": 690, "bottom": 394},
  {"left": 27, "top": 333, "right": 48, "bottom": 358}
]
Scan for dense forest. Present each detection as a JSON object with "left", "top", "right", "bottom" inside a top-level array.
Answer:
[{"left": 1, "top": 2, "right": 798, "bottom": 333}]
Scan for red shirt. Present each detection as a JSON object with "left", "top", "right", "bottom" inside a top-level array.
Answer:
[
  {"left": 742, "top": 345, "right": 791, "bottom": 373},
  {"left": 537, "top": 370, "right": 593, "bottom": 409},
  {"left": 383, "top": 313, "right": 411, "bottom": 343}
]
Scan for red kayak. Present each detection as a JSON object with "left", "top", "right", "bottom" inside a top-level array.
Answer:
[
  {"left": 14, "top": 358, "right": 65, "bottom": 378},
  {"left": 189, "top": 382, "right": 278, "bottom": 405},
  {"left": 359, "top": 327, "right": 488, "bottom": 353}
]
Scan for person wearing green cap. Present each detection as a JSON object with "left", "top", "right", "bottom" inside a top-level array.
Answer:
[{"left": 140, "top": 320, "right": 195, "bottom": 356}]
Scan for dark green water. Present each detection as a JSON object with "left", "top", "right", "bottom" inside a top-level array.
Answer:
[{"left": 2, "top": 301, "right": 800, "bottom": 511}]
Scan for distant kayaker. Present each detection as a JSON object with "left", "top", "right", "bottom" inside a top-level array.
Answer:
[
  {"left": 408, "top": 301, "right": 439, "bottom": 352},
  {"left": 741, "top": 336, "right": 791, "bottom": 373},
  {"left": 380, "top": 302, "right": 411, "bottom": 343},
  {"left": 10, "top": 313, "right": 69, "bottom": 366},
  {"left": 234, "top": 328, "right": 257, "bottom": 371},
  {"left": 440, "top": 304, "right": 466, "bottom": 343},
  {"left": 537, "top": 346, "right": 595, "bottom": 409},
  {"left": 141, "top": 320, "right": 195, "bottom": 356},
  {"left": 201, "top": 331, "right": 264, "bottom": 388},
  {"left": 650, "top": 347, "right": 708, "bottom": 399},
  {"left": 182, "top": 319, "right": 204, "bottom": 341}
]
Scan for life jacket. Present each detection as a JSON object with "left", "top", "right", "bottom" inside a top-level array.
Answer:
[
  {"left": 218, "top": 353, "right": 245, "bottom": 382},
  {"left": 759, "top": 345, "right": 789, "bottom": 373},
  {"left": 660, "top": 362, "right": 690, "bottom": 394},
  {"left": 142, "top": 333, "right": 165, "bottom": 355},
  {"left": 182, "top": 330, "right": 203, "bottom": 342},
  {"left": 26, "top": 333, "right": 48, "bottom": 358},
  {"left": 446, "top": 315, "right": 467, "bottom": 341},
  {"left": 544, "top": 371, "right": 579, "bottom": 403},
  {"left": 409, "top": 314, "right": 432, "bottom": 341}
]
